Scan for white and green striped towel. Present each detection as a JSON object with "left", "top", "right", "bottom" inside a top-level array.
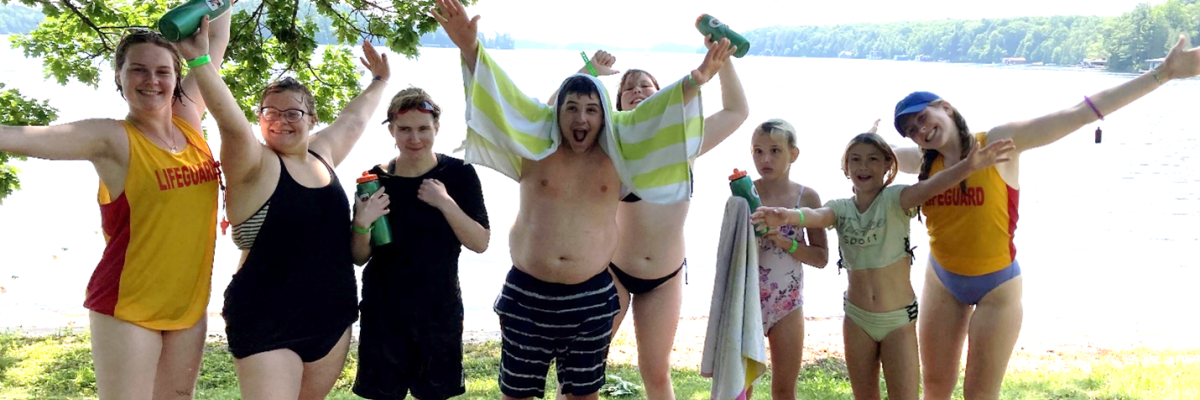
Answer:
[{"left": 459, "top": 44, "right": 704, "bottom": 204}]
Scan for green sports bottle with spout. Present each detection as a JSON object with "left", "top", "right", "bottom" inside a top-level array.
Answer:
[
  {"left": 355, "top": 172, "right": 393, "bottom": 246},
  {"left": 696, "top": 14, "right": 751, "bottom": 58},
  {"left": 159, "top": 0, "right": 232, "bottom": 42},
  {"left": 729, "top": 169, "right": 768, "bottom": 236}
]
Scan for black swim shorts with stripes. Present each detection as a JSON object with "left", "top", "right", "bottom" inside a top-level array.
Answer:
[{"left": 493, "top": 266, "right": 620, "bottom": 398}]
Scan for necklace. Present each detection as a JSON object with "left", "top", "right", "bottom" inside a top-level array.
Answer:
[{"left": 127, "top": 118, "right": 181, "bottom": 153}]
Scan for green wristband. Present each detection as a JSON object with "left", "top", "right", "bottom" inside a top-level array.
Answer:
[
  {"left": 787, "top": 237, "right": 799, "bottom": 254},
  {"left": 795, "top": 208, "right": 805, "bottom": 226},
  {"left": 186, "top": 54, "right": 211, "bottom": 69},
  {"left": 580, "top": 51, "right": 599, "bottom": 77},
  {"left": 352, "top": 224, "right": 371, "bottom": 234}
]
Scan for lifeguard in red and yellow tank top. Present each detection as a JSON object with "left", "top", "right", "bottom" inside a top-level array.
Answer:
[
  {"left": 921, "top": 132, "right": 1019, "bottom": 276},
  {"left": 85, "top": 116, "right": 219, "bottom": 330}
]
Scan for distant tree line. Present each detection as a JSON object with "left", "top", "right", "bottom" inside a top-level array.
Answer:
[{"left": 742, "top": 0, "right": 1200, "bottom": 71}]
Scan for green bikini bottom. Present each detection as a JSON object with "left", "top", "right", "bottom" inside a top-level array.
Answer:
[{"left": 844, "top": 295, "right": 919, "bottom": 342}]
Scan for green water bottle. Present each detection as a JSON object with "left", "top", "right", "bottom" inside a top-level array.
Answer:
[
  {"left": 158, "top": 0, "right": 232, "bottom": 42},
  {"left": 729, "top": 169, "right": 768, "bottom": 236},
  {"left": 696, "top": 14, "right": 751, "bottom": 58},
  {"left": 355, "top": 172, "right": 393, "bottom": 246}
]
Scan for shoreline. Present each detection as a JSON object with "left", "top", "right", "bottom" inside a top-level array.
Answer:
[{"left": 6, "top": 311, "right": 1197, "bottom": 372}]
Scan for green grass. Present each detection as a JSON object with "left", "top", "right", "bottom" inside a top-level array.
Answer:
[{"left": 0, "top": 329, "right": 1196, "bottom": 399}]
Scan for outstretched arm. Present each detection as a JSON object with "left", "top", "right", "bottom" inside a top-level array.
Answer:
[
  {"left": 752, "top": 206, "right": 836, "bottom": 230},
  {"left": 697, "top": 36, "right": 748, "bottom": 156},
  {"left": 0, "top": 119, "right": 123, "bottom": 163},
  {"left": 988, "top": 36, "right": 1199, "bottom": 153},
  {"left": 792, "top": 189, "right": 829, "bottom": 267},
  {"left": 897, "top": 139, "right": 1015, "bottom": 209},
  {"left": 174, "top": 5, "right": 232, "bottom": 128},
  {"left": 309, "top": 40, "right": 390, "bottom": 166},
  {"left": 176, "top": 16, "right": 260, "bottom": 184},
  {"left": 432, "top": 0, "right": 481, "bottom": 73}
]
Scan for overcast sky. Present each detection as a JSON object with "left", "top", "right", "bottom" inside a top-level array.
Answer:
[{"left": 466, "top": 0, "right": 1167, "bottom": 47}]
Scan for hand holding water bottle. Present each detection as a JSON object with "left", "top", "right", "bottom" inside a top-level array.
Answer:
[
  {"left": 354, "top": 187, "right": 390, "bottom": 231},
  {"left": 690, "top": 37, "right": 734, "bottom": 86}
]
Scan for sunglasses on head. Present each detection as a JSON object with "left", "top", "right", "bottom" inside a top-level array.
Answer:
[{"left": 383, "top": 101, "right": 436, "bottom": 124}]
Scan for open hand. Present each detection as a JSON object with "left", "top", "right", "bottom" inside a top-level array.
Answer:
[
  {"left": 690, "top": 37, "right": 734, "bottom": 86},
  {"left": 751, "top": 206, "right": 796, "bottom": 228},
  {"left": 360, "top": 40, "right": 390, "bottom": 82},
  {"left": 430, "top": 0, "right": 480, "bottom": 54},
  {"left": 966, "top": 138, "right": 1016, "bottom": 172},
  {"left": 1160, "top": 35, "right": 1200, "bottom": 81}
]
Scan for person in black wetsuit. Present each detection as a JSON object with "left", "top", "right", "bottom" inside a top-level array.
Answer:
[
  {"left": 351, "top": 87, "right": 490, "bottom": 400},
  {"left": 178, "top": 18, "right": 391, "bottom": 399}
]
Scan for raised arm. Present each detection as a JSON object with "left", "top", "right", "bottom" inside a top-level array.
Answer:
[
  {"left": 988, "top": 36, "right": 1199, "bottom": 153},
  {"left": 174, "top": 6, "right": 232, "bottom": 128},
  {"left": 546, "top": 50, "right": 619, "bottom": 105},
  {"left": 432, "top": 0, "right": 481, "bottom": 73},
  {"left": 683, "top": 37, "right": 733, "bottom": 105},
  {"left": 697, "top": 37, "right": 748, "bottom": 156},
  {"left": 897, "top": 139, "right": 1015, "bottom": 209},
  {"left": 309, "top": 41, "right": 389, "bottom": 166},
  {"left": 176, "top": 16, "right": 259, "bottom": 184}
]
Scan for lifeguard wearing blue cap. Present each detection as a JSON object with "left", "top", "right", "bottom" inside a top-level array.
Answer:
[{"left": 887, "top": 33, "right": 1200, "bottom": 400}]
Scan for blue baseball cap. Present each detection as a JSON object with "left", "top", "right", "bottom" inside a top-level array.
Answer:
[{"left": 893, "top": 91, "right": 942, "bottom": 136}]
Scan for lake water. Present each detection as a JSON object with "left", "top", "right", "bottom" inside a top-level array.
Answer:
[{"left": 1, "top": 37, "right": 1197, "bottom": 336}]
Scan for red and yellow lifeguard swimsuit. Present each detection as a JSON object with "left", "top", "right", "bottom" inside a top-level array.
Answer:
[{"left": 85, "top": 116, "right": 219, "bottom": 330}]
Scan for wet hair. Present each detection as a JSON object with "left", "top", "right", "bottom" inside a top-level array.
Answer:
[
  {"left": 555, "top": 76, "right": 607, "bottom": 134},
  {"left": 898, "top": 101, "right": 973, "bottom": 195},
  {"left": 385, "top": 87, "right": 441, "bottom": 124},
  {"left": 841, "top": 133, "right": 899, "bottom": 188},
  {"left": 259, "top": 77, "right": 316, "bottom": 117},
  {"left": 556, "top": 75, "right": 602, "bottom": 110},
  {"left": 113, "top": 29, "right": 186, "bottom": 104},
  {"left": 615, "top": 69, "right": 661, "bottom": 111},
  {"left": 753, "top": 118, "right": 797, "bottom": 149}
]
